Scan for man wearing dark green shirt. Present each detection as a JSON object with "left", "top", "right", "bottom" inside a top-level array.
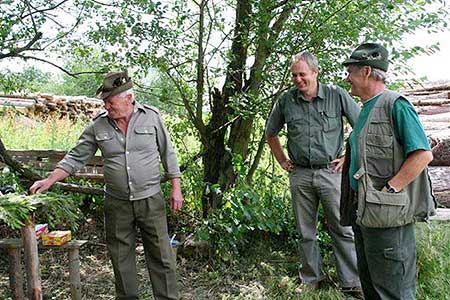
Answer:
[
  {"left": 265, "top": 51, "right": 362, "bottom": 295},
  {"left": 341, "top": 43, "right": 435, "bottom": 300}
]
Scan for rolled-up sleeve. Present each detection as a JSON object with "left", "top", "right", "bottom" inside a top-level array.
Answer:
[
  {"left": 56, "top": 124, "right": 98, "bottom": 175},
  {"left": 339, "top": 87, "right": 360, "bottom": 127},
  {"left": 155, "top": 114, "right": 181, "bottom": 178},
  {"left": 265, "top": 99, "right": 285, "bottom": 136}
]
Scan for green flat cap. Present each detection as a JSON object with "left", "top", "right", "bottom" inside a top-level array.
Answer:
[
  {"left": 96, "top": 70, "right": 133, "bottom": 100},
  {"left": 343, "top": 43, "right": 389, "bottom": 71}
]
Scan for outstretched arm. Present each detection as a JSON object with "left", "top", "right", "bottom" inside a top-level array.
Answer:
[{"left": 29, "top": 168, "right": 70, "bottom": 194}]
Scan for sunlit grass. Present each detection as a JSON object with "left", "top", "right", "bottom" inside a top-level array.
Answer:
[{"left": 0, "top": 111, "right": 88, "bottom": 150}]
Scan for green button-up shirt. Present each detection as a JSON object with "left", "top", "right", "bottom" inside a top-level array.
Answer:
[
  {"left": 266, "top": 83, "right": 360, "bottom": 166},
  {"left": 57, "top": 101, "right": 181, "bottom": 200}
]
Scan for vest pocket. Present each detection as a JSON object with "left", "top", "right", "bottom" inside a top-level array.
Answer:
[
  {"left": 366, "top": 133, "right": 394, "bottom": 178},
  {"left": 359, "top": 189, "right": 410, "bottom": 228}
]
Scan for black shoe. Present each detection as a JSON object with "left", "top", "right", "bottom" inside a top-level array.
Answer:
[{"left": 342, "top": 286, "right": 364, "bottom": 299}]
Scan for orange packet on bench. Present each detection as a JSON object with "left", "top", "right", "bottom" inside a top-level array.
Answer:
[{"left": 42, "top": 230, "right": 72, "bottom": 246}]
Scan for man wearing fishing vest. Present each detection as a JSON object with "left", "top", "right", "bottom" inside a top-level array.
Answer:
[
  {"left": 266, "top": 51, "right": 362, "bottom": 297},
  {"left": 341, "top": 42, "right": 436, "bottom": 300}
]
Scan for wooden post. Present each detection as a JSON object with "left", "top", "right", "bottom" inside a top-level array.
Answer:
[
  {"left": 21, "top": 216, "right": 42, "bottom": 300},
  {"left": 68, "top": 246, "right": 81, "bottom": 300},
  {"left": 0, "top": 239, "right": 25, "bottom": 300}
]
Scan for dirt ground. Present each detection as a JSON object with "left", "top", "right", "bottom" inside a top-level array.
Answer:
[{"left": 0, "top": 219, "right": 296, "bottom": 300}]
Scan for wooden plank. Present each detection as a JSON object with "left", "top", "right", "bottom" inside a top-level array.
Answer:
[
  {"left": 6, "top": 150, "right": 103, "bottom": 166},
  {"left": 40, "top": 240, "right": 88, "bottom": 250},
  {"left": 430, "top": 208, "right": 450, "bottom": 221}
]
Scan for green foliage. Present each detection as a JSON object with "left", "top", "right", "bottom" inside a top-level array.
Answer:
[
  {"left": 0, "top": 192, "right": 80, "bottom": 230},
  {"left": 196, "top": 154, "right": 295, "bottom": 261},
  {"left": 0, "top": 67, "right": 52, "bottom": 94},
  {"left": 41, "top": 51, "right": 107, "bottom": 97}
]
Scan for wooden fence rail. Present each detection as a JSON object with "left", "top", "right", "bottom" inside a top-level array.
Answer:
[{"left": 0, "top": 150, "right": 104, "bottom": 182}]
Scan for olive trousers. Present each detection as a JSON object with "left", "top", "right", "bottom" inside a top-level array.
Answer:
[
  {"left": 104, "top": 192, "right": 178, "bottom": 300},
  {"left": 289, "top": 166, "right": 360, "bottom": 288},
  {"left": 351, "top": 212, "right": 416, "bottom": 300}
]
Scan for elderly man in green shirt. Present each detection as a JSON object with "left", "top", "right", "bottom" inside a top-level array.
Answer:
[
  {"left": 341, "top": 43, "right": 435, "bottom": 300},
  {"left": 30, "top": 71, "right": 182, "bottom": 300},
  {"left": 265, "top": 51, "right": 362, "bottom": 295}
]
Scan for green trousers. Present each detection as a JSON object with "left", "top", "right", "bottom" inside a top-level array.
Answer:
[
  {"left": 351, "top": 204, "right": 416, "bottom": 300},
  {"left": 104, "top": 192, "right": 178, "bottom": 300}
]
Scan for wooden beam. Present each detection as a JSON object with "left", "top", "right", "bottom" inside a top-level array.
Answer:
[{"left": 430, "top": 208, "right": 450, "bottom": 221}]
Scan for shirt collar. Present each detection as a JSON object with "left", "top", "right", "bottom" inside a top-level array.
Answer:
[
  {"left": 133, "top": 101, "right": 146, "bottom": 113},
  {"left": 295, "top": 82, "right": 324, "bottom": 102}
]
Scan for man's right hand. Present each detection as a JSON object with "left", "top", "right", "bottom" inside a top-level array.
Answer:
[
  {"left": 29, "top": 168, "right": 70, "bottom": 194},
  {"left": 281, "top": 159, "right": 294, "bottom": 172},
  {"left": 29, "top": 179, "right": 53, "bottom": 194}
]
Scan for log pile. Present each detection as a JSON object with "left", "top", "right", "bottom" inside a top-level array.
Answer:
[
  {"left": 0, "top": 94, "right": 103, "bottom": 120},
  {"left": 403, "top": 82, "right": 450, "bottom": 207}
]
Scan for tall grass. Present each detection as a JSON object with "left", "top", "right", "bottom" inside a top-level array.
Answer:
[
  {"left": 0, "top": 111, "right": 88, "bottom": 150},
  {"left": 416, "top": 222, "right": 450, "bottom": 300}
]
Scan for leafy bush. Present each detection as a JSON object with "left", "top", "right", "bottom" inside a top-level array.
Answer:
[{"left": 195, "top": 154, "right": 296, "bottom": 261}]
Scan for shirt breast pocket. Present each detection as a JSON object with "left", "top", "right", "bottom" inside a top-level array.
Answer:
[
  {"left": 95, "top": 132, "right": 113, "bottom": 143},
  {"left": 322, "top": 111, "right": 340, "bottom": 132},
  {"left": 286, "top": 115, "right": 305, "bottom": 137},
  {"left": 95, "top": 132, "right": 116, "bottom": 156},
  {"left": 134, "top": 126, "right": 157, "bottom": 150}
]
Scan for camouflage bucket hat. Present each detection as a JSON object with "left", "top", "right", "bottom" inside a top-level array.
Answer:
[
  {"left": 342, "top": 43, "right": 389, "bottom": 72},
  {"left": 96, "top": 70, "right": 133, "bottom": 100}
]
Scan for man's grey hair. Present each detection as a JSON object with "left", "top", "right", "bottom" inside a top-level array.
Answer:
[
  {"left": 291, "top": 51, "right": 319, "bottom": 71},
  {"left": 352, "top": 65, "right": 387, "bottom": 83},
  {"left": 369, "top": 68, "right": 387, "bottom": 83},
  {"left": 115, "top": 88, "right": 135, "bottom": 100}
]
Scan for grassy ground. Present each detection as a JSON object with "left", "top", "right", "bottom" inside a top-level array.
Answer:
[
  {"left": 0, "top": 111, "right": 87, "bottom": 150},
  {"left": 1, "top": 221, "right": 450, "bottom": 300}
]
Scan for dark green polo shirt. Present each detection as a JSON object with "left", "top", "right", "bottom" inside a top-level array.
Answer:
[
  {"left": 349, "top": 95, "right": 431, "bottom": 191},
  {"left": 266, "top": 83, "right": 360, "bottom": 166}
]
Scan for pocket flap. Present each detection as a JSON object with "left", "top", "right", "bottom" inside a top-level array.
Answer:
[
  {"left": 367, "top": 134, "right": 393, "bottom": 147},
  {"left": 366, "top": 190, "right": 407, "bottom": 206},
  {"left": 353, "top": 167, "right": 365, "bottom": 180},
  {"left": 135, "top": 126, "right": 155, "bottom": 134},
  {"left": 95, "top": 132, "right": 112, "bottom": 141}
]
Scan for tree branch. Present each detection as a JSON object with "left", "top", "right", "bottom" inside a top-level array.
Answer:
[
  {"left": 0, "top": 32, "right": 43, "bottom": 60},
  {"left": 21, "top": 0, "right": 70, "bottom": 19}
]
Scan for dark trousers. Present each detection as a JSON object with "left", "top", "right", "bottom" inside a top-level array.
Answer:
[
  {"left": 351, "top": 206, "right": 416, "bottom": 300},
  {"left": 105, "top": 192, "right": 178, "bottom": 300}
]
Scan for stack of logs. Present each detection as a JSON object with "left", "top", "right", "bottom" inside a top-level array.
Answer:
[
  {"left": 403, "top": 82, "right": 450, "bottom": 207},
  {"left": 0, "top": 94, "right": 103, "bottom": 120}
]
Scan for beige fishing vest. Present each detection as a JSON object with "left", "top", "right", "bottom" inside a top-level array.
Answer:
[{"left": 353, "top": 90, "right": 436, "bottom": 228}]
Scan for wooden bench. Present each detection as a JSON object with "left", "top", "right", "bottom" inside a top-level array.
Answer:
[
  {"left": 0, "top": 150, "right": 104, "bottom": 182},
  {"left": 0, "top": 239, "right": 88, "bottom": 300}
]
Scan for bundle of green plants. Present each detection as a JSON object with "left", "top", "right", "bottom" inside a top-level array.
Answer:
[{"left": 0, "top": 191, "right": 80, "bottom": 230}]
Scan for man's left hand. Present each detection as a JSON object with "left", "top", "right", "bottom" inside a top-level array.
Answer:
[
  {"left": 170, "top": 189, "right": 183, "bottom": 212},
  {"left": 330, "top": 157, "right": 345, "bottom": 173}
]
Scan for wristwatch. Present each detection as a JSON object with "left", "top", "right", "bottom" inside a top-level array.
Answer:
[{"left": 385, "top": 182, "right": 399, "bottom": 193}]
